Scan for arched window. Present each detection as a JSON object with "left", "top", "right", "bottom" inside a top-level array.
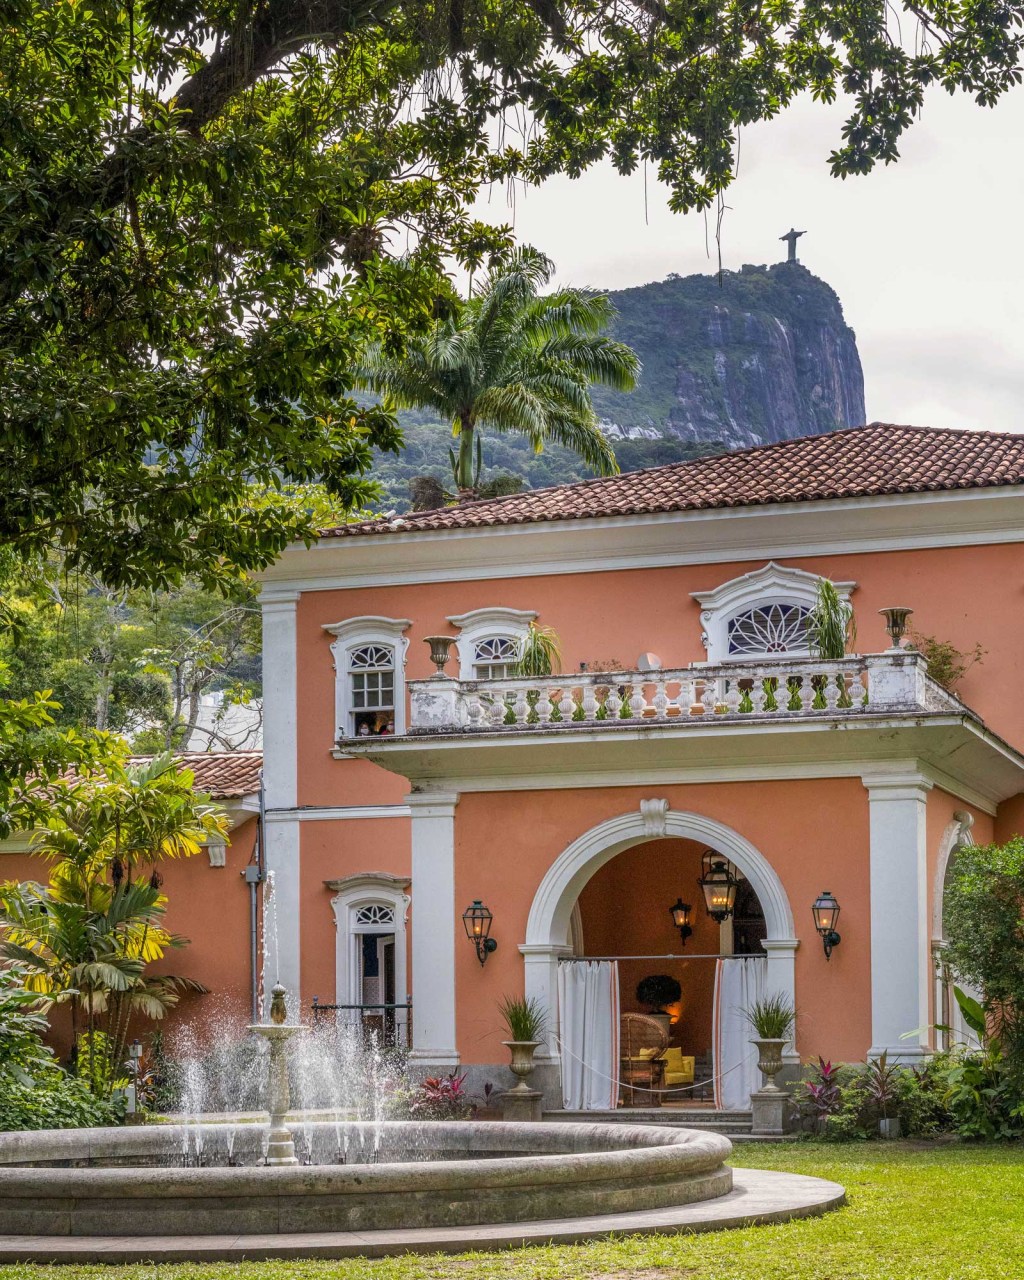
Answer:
[
  {"left": 727, "top": 603, "right": 812, "bottom": 657},
  {"left": 448, "top": 606, "right": 537, "bottom": 680},
  {"left": 473, "top": 635, "right": 521, "bottom": 680},
  {"left": 324, "top": 616, "right": 412, "bottom": 741},
  {"left": 692, "top": 562, "right": 856, "bottom": 664}
]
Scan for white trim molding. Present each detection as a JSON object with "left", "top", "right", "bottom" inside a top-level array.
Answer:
[
  {"left": 407, "top": 791, "right": 461, "bottom": 1070},
  {"left": 323, "top": 616, "right": 413, "bottom": 740},
  {"left": 265, "top": 804, "right": 412, "bottom": 822},
  {"left": 692, "top": 561, "right": 856, "bottom": 662},
  {"left": 862, "top": 768, "right": 933, "bottom": 1061},
  {"left": 522, "top": 807, "right": 798, "bottom": 1065},
  {"left": 326, "top": 872, "right": 411, "bottom": 1028},
  {"left": 446, "top": 606, "right": 537, "bottom": 679}
]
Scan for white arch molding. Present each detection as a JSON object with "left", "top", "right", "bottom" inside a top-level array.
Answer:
[
  {"left": 931, "top": 811, "right": 980, "bottom": 1049},
  {"left": 520, "top": 804, "right": 799, "bottom": 1065}
]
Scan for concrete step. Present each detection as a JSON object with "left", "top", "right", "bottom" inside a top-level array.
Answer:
[{"left": 543, "top": 1108, "right": 753, "bottom": 1135}]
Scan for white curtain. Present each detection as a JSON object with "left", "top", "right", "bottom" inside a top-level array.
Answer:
[
  {"left": 712, "top": 956, "right": 768, "bottom": 1110},
  {"left": 557, "top": 960, "right": 620, "bottom": 1110}
]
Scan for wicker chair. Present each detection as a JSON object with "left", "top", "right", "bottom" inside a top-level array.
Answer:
[{"left": 619, "top": 1013, "right": 669, "bottom": 1106}]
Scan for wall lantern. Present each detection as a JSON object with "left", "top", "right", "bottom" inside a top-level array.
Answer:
[
  {"left": 879, "top": 607, "right": 913, "bottom": 650},
  {"left": 462, "top": 900, "right": 498, "bottom": 965},
  {"left": 698, "top": 852, "right": 738, "bottom": 923},
  {"left": 423, "top": 634, "right": 455, "bottom": 676},
  {"left": 812, "top": 890, "right": 842, "bottom": 960},
  {"left": 669, "top": 898, "right": 693, "bottom": 946}
]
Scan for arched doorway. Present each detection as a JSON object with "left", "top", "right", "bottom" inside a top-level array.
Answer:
[
  {"left": 521, "top": 804, "right": 798, "bottom": 1108},
  {"left": 932, "top": 812, "right": 981, "bottom": 1050}
]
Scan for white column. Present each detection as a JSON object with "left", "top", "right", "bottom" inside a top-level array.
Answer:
[
  {"left": 863, "top": 769, "right": 933, "bottom": 1061},
  {"left": 408, "top": 792, "right": 460, "bottom": 1069},
  {"left": 761, "top": 938, "right": 800, "bottom": 1063},
  {"left": 520, "top": 943, "right": 573, "bottom": 1063},
  {"left": 261, "top": 590, "right": 301, "bottom": 1010}
]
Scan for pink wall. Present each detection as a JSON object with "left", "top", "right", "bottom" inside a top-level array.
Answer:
[
  {"left": 450, "top": 778, "right": 873, "bottom": 1066},
  {"left": 996, "top": 793, "right": 1024, "bottom": 844},
  {"left": 295, "top": 542, "right": 1024, "bottom": 808}
]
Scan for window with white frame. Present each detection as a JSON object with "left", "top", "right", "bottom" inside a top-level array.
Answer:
[
  {"left": 472, "top": 635, "right": 521, "bottom": 679},
  {"left": 323, "top": 616, "right": 412, "bottom": 741},
  {"left": 447, "top": 606, "right": 538, "bottom": 680},
  {"left": 691, "top": 562, "right": 856, "bottom": 664}
]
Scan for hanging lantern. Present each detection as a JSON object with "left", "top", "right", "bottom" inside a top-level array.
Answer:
[
  {"left": 669, "top": 898, "right": 693, "bottom": 946},
  {"left": 462, "top": 900, "right": 498, "bottom": 965},
  {"left": 698, "top": 852, "right": 738, "bottom": 923},
  {"left": 812, "top": 890, "right": 842, "bottom": 960}
]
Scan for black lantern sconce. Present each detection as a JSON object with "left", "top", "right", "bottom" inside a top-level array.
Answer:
[
  {"left": 698, "top": 851, "right": 738, "bottom": 924},
  {"left": 812, "top": 890, "right": 842, "bottom": 960},
  {"left": 669, "top": 898, "right": 693, "bottom": 946},
  {"left": 462, "top": 900, "right": 498, "bottom": 965}
]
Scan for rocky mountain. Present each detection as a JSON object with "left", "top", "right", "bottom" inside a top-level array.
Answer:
[
  {"left": 369, "top": 262, "right": 866, "bottom": 510},
  {"left": 590, "top": 262, "right": 865, "bottom": 450}
]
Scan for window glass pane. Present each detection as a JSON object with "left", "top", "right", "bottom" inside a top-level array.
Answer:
[
  {"left": 727, "top": 604, "right": 811, "bottom": 656},
  {"left": 473, "top": 635, "right": 520, "bottom": 680}
]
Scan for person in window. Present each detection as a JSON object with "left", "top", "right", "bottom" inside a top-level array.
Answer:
[
  {"left": 358, "top": 723, "right": 372, "bottom": 736},
  {"left": 379, "top": 720, "right": 395, "bottom": 736}
]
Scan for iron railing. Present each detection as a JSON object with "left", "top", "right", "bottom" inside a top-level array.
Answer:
[{"left": 310, "top": 997, "right": 412, "bottom": 1049}]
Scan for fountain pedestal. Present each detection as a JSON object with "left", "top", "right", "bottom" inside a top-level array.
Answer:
[{"left": 249, "top": 984, "right": 307, "bottom": 1166}]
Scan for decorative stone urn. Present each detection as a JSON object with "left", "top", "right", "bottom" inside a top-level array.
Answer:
[
  {"left": 752, "top": 1037, "right": 787, "bottom": 1092},
  {"left": 750, "top": 1037, "right": 791, "bottom": 1138},
  {"left": 501, "top": 1040, "right": 542, "bottom": 1122},
  {"left": 249, "top": 984, "right": 308, "bottom": 1166}
]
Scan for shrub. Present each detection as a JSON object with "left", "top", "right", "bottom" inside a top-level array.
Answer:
[
  {"left": 0, "top": 1070, "right": 124, "bottom": 1131},
  {"left": 635, "top": 974, "right": 681, "bottom": 1012},
  {"left": 409, "top": 1072, "right": 474, "bottom": 1120},
  {"left": 909, "top": 631, "right": 984, "bottom": 691}
]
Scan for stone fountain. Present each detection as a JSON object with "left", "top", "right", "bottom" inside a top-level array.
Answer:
[{"left": 249, "top": 983, "right": 306, "bottom": 1165}]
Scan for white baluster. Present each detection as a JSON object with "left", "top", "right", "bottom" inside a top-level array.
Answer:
[
  {"left": 825, "top": 670, "right": 840, "bottom": 711},
  {"left": 467, "top": 691, "right": 484, "bottom": 728},
  {"left": 725, "top": 681, "right": 741, "bottom": 714},
  {"left": 629, "top": 682, "right": 646, "bottom": 718},
  {"left": 536, "top": 684, "right": 553, "bottom": 722},
  {"left": 851, "top": 669, "right": 868, "bottom": 708},
  {"left": 701, "top": 677, "right": 717, "bottom": 715},
  {"left": 653, "top": 679, "right": 669, "bottom": 719},
  {"left": 798, "top": 675, "right": 814, "bottom": 712},
  {"left": 606, "top": 688, "right": 622, "bottom": 718},
  {"left": 490, "top": 689, "right": 508, "bottom": 727},
  {"left": 582, "top": 683, "right": 597, "bottom": 721},
  {"left": 751, "top": 676, "right": 767, "bottom": 714},
  {"left": 513, "top": 686, "right": 529, "bottom": 724},
  {"left": 559, "top": 689, "right": 574, "bottom": 721}
]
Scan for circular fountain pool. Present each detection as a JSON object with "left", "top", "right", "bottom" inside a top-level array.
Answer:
[{"left": 0, "top": 1120, "right": 732, "bottom": 1236}]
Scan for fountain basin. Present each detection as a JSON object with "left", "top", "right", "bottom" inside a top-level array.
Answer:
[{"left": 0, "top": 1120, "right": 731, "bottom": 1237}]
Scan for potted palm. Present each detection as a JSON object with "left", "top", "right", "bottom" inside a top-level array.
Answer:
[
  {"left": 743, "top": 994, "right": 796, "bottom": 1092},
  {"left": 865, "top": 1051, "right": 903, "bottom": 1138},
  {"left": 635, "top": 975, "right": 682, "bottom": 1034},
  {"left": 499, "top": 995, "right": 547, "bottom": 1093}
]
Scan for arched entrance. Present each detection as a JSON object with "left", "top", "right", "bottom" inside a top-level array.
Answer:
[
  {"left": 931, "top": 812, "right": 981, "bottom": 1049},
  {"left": 520, "top": 804, "right": 799, "bottom": 1103}
]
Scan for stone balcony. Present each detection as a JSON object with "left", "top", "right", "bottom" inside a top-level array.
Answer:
[
  {"left": 338, "top": 651, "right": 1024, "bottom": 805},
  {"left": 404, "top": 651, "right": 961, "bottom": 735}
]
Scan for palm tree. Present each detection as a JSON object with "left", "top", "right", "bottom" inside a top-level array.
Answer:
[
  {"left": 0, "top": 753, "right": 226, "bottom": 1092},
  {"left": 359, "top": 248, "right": 640, "bottom": 492}
]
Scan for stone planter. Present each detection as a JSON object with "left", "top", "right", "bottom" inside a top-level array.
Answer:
[
  {"left": 646, "top": 1012, "right": 672, "bottom": 1035},
  {"left": 879, "top": 1116, "right": 901, "bottom": 1140},
  {"left": 751, "top": 1037, "right": 788, "bottom": 1093},
  {"left": 502, "top": 1040, "right": 540, "bottom": 1093}
]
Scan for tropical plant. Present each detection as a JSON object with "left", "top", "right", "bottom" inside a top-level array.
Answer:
[
  {"left": 636, "top": 975, "right": 682, "bottom": 1014},
  {"left": 514, "top": 624, "right": 562, "bottom": 679},
  {"left": 806, "top": 579, "right": 856, "bottom": 662},
  {"left": 943, "top": 837, "right": 1024, "bottom": 1090},
  {"left": 359, "top": 249, "right": 638, "bottom": 491},
  {"left": 802, "top": 1057, "right": 843, "bottom": 1132},
  {"left": 909, "top": 632, "right": 985, "bottom": 691},
  {"left": 0, "top": 964, "right": 55, "bottom": 1086},
  {"left": 0, "top": 754, "right": 226, "bottom": 1095},
  {"left": 743, "top": 995, "right": 796, "bottom": 1041},
  {"left": 498, "top": 995, "right": 548, "bottom": 1044},
  {"left": 410, "top": 1072, "right": 474, "bottom": 1121},
  {"left": 863, "top": 1051, "right": 903, "bottom": 1121}
]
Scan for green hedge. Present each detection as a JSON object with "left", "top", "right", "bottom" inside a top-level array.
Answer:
[{"left": 0, "top": 1070, "right": 124, "bottom": 1131}]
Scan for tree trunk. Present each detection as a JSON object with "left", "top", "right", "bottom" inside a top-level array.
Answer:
[{"left": 456, "top": 412, "right": 476, "bottom": 492}]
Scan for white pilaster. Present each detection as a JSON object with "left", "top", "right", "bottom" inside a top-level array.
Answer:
[
  {"left": 261, "top": 590, "right": 301, "bottom": 1009},
  {"left": 761, "top": 938, "right": 800, "bottom": 1063},
  {"left": 863, "top": 768, "right": 933, "bottom": 1061},
  {"left": 408, "top": 792, "right": 461, "bottom": 1068},
  {"left": 520, "top": 943, "right": 573, "bottom": 1062}
]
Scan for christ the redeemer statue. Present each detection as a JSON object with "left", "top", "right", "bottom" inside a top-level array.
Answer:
[{"left": 780, "top": 228, "right": 806, "bottom": 263}]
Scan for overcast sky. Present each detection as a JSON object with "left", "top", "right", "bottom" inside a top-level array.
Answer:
[{"left": 472, "top": 87, "right": 1024, "bottom": 436}]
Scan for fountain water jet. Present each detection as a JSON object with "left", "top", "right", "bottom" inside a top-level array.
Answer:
[{"left": 248, "top": 984, "right": 305, "bottom": 1166}]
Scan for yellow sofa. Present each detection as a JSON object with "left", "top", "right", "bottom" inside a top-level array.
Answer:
[{"left": 662, "top": 1048, "right": 695, "bottom": 1089}]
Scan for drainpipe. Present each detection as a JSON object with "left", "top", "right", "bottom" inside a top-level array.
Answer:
[{"left": 242, "top": 769, "right": 266, "bottom": 1023}]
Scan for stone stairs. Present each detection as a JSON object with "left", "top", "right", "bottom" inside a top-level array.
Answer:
[{"left": 543, "top": 1107, "right": 755, "bottom": 1137}]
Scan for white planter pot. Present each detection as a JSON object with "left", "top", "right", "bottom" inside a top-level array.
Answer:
[{"left": 502, "top": 1041, "right": 540, "bottom": 1095}]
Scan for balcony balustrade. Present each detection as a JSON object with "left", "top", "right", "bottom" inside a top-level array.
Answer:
[{"left": 401, "top": 651, "right": 961, "bottom": 737}]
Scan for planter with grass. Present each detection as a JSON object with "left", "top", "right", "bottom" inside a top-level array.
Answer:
[
  {"left": 499, "top": 995, "right": 547, "bottom": 1121},
  {"left": 744, "top": 995, "right": 797, "bottom": 1136}
]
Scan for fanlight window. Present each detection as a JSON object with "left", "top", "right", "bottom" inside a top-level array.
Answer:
[
  {"left": 727, "top": 604, "right": 811, "bottom": 657},
  {"left": 473, "top": 635, "right": 521, "bottom": 680},
  {"left": 354, "top": 903, "right": 396, "bottom": 928},
  {"left": 348, "top": 644, "right": 395, "bottom": 735}
]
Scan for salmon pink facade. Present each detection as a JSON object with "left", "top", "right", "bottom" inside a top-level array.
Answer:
[{"left": 258, "top": 426, "right": 1024, "bottom": 1107}]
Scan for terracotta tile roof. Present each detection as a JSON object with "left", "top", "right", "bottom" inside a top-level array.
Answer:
[
  {"left": 129, "top": 752, "right": 262, "bottom": 799},
  {"left": 325, "top": 423, "right": 1024, "bottom": 538}
]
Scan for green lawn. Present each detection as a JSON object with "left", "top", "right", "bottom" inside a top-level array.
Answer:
[{"left": 2, "top": 1142, "right": 1023, "bottom": 1280}]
